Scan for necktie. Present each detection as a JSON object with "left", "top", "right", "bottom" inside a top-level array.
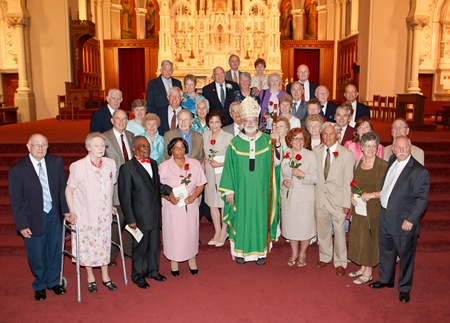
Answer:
[
  {"left": 233, "top": 72, "right": 237, "bottom": 83},
  {"left": 324, "top": 148, "right": 330, "bottom": 180},
  {"left": 120, "top": 134, "right": 129, "bottom": 162},
  {"left": 171, "top": 110, "right": 177, "bottom": 129},
  {"left": 380, "top": 162, "right": 400, "bottom": 207},
  {"left": 38, "top": 162, "right": 52, "bottom": 213},
  {"left": 220, "top": 84, "right": 225, "bottom": 107},
  {"left": 300, "top": 83, "right": 305, "bottom": 100},
  {"left": 292, "top": 102, "right": 297, "bottom": 115}
]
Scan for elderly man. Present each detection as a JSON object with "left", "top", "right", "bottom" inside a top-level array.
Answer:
[
  {"left": 146, "top": 60, "right": 183, "bottom": 114},
  {"left": 202, "top": 66, "right": 239, "bottom": 124},
  {"left": 370, "top": 136, "right": 429, "bottom": 303},
  {"left": 335, "top": 103, "right": 354, "bottom": 145},
  {"left": 316, "top": 85, "right": 337, "bottom": 122},
  {"left": 118, "top": 136, "right": 172, "bottom": 289},
  {"left": 157, "top": 86, "right": 184, "bottom": 135},
  {"left": 219, "top": 97, "right": 280, "bottom": 266},
  {"left": 290, "top": 81, "right": 308, "bottom": 121},
  {"left": 8, "top": 134, "right": 69, "bottom": 301},
  {"left": 162, "top": 109, "right": 204, "bottom": 162},
  {"left": 225, "top": 55, "right": 242, "bottom": 83},
  {"left": 223, "top": 101, "right": 243, "bottom": 136},
  {"left": 344, "top": 84, "right": 370, "bottom": 127},
  {"left": 384, "top": 118, "right": 424, "bottom": 165},
  {"left": 103, "top": 109, "right": 134, "bottom": 266},
  {"left": 90, "top": 89, "right": 123, "bottom": 133},
  {"left": 286, "top": 64, "right": 318, "bottom": 101},
  {"left": 314, "top": 122, "right": 354, "bottom": 276}
]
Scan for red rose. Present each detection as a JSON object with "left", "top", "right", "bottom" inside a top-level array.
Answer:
[
  {"left": 283, "top": 152, "right": 290, "bottom": 159},
  {"left": 323, "top": 117, "right": 327, "bottom": 122},
  {"left": 350, "top": 180, "right": 357, "bottom": 187},
  {"left": 262, "top": 115, "right": 266, "bottom": 121},
  {"left": 320, "top": 138, "right": 324, "bottom": 143},
  {"left": 184, "top": 163, "right": 190, "bottom": 171},
  {"left": 269, "top": 101, "right": 274, "bottom": 106},
  {"left": 211, "top": 139, "right": 216, "bottom": 145},
  {"left": 333, "top": 152, "right": 339, "bottom": 158},
  {"left": 295, "top": 154, "right": 302, "bottom": 161}
]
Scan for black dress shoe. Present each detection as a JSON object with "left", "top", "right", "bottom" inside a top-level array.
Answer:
[
  {"left": 189, "top": 268, "right": 199, "bottom": 275},
  {"left": 255, "top": 258, "right": 266, "bottom": 266},
  {"left": 151, "top": 273, "right": 167, "bottom": 282},
  {"left": 48, "top": 284, "right": 66, "bottom": 295},
  {"left": 171, "top": 270, "right": 180, "bottom": 277},
  {"left": 136, "top": 280, "right": 150, "bottom": 289},
  {"left": 236, "top": 257, "right": 246, "bottom": 265},
  {"left": 87, "top": 282, "right": 97, "bottom": 293},
  {"left": 369, "top": 281, "right": 395, "bottom": 289},
  {"left": 34, "top": 289, "right": 46, "bottom": 301},
  {"left": 399, "top": 292, "right": 410, "bottom": 303},
  {"left": 102, "top": 280, "right": 117, "bottom": 291}
]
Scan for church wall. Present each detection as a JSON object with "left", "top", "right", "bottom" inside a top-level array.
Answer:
[
  {"left": 28, "top": 0, "right": 71, "bottom": 120},
  {"left": 358, "top": 0, "right": 409, "bottom": 101}
]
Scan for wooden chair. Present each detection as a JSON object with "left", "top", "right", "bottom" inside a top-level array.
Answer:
[
  {"left": 435, "top": 106, "right": 450, "bottom": 130},
  {"left": 382, "top": 96, "right": 396, "bottom": 122},
  {"left": 368, "top": 95, "right": 381, "bottom": 120},
  {"left": 58, "top": 95, "right": 79, "bottom": 121}
]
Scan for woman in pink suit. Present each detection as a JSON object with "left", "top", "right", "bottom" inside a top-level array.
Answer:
[
  {"left": 344, "top": 117, "right": 384, "bottom": 163},
  {"left": 159, "top": 137, "right": 207, "bottom": 277}
]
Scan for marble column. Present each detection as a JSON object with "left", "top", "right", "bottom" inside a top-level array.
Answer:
[{"left": 407, "top": 17, "right": 429, "bottom": 94}]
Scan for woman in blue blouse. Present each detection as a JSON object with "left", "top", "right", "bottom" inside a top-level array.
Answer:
[
  {"left": 190, "top": 98, "right": 210, "bottom": 134},
  {"left": 181, "top": 74, "right": 204, "bottom": 115},
  {"left": 141, "top": 113, "right": 164, "bottom": 164}
]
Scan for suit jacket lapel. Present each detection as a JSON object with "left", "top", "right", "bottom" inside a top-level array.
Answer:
[{"left": 133, "top": 158, "right": 155, "bottom": 192}]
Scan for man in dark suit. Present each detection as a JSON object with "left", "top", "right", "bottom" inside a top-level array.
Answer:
[
  {"left": 225, "top": 55, "right": 242, "bottom": 83},
  {"left": 118, "top": 136, "right": 171, "bottom": 289},
  {"left": 286, "top": 64, "right": 318, "bottom": 101},
  {"left": 344, "top": 84, "right": 370, "bottom": 127},
  {"left": 146, "top": 60, "right": 182, "bottom": 114},
  {"left": 8, "top": 134, "right": 69, "bottom": 301},
  {"left": 202, "top": 66, "right": 239, "bottom": 125},
  {"left": 157, "top": 86, "right": 183, "bottom": 136},
  {"left": 222, "top": 101, "right": 243, "bottom": 136},
  {"left": 316, "top": 85, "right": 337, "bottom": 122},
  {"left": 335, "top": 103, "right": 354, "bottom": 145},
  {"left": 290, "top": 81, "right": 307, "bottom": 121},
  {"left": 90, "top": 89, "right": 123, "bottom": 133},
  {"left": 103, "top": 109, "right": 134, "bottom": 265},
  {"left": 370, "top": 136, "right": 429, "bottom": 303}
]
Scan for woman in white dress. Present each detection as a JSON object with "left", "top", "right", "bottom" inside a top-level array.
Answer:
[{"left": 279, "top": 94, "right": 301, "bottom": 129}]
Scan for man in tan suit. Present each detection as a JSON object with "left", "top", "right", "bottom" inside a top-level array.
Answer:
[
  {"left": 162, "top": 109, "right": 204, "bottom": 162},
  {"left": 103, "top": 109, "right": 134, "bottom": 265},
  {"left": 314, "top": 122, "right": 354, "bottom": 276}
]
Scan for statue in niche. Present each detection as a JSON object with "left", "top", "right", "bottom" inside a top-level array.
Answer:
[
  {"left": 214, "top": 0, "right": 226, "bottom": 12},
  {"left": 280, "top": 1, "right": 293, "bottom": 40},
  {"left": 121, "top": 0, "right": 136, "bottom": 39},
  {"left": 305, "top": 0, "right": 318, "bottom": 40},
  {"left": 146, "top": 0, "right": 156, "bottom": 37}
]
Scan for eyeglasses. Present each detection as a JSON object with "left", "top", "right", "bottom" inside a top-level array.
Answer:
[
  {"left": 292, "top": 137, "right": 304, "bottom": 141},
  {"left": 30, "top": 143, "right": 48, "bottom": 149},
  {"left": 392, "top": 125, "right": 407, "bottom": 130}
]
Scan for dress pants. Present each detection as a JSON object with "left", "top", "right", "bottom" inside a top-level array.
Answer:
[
  {"left": 24, "top": 208, "right": 62, "bottom": 291},
  {"left": 378, "top": 228, "right": 418, "bottom": 293},
  {"left": 316, "top": 206, "right": 347, "bottom": 268},
  {"left": 131, "top": 228, "right": 160, "bottom": 283},
  {"left": 111, "top": 205, "right": 133, "bottom": 259}
]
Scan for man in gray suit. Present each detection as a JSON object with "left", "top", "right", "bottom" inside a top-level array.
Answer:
[
  {"left": 222, "top": 101, "right": 242, "bottom": 137},
  {"left": 370, "top": 136, "right": 429, "bottom": 303},
  {"left": 290, "top": 81, "right": 307, "bottom": 121},
  {"left": 225, "top": 55, "right": 241, "bottom": 83},
  {"left": 314, "top": 122, "right": 354, "bottom": 276},
  {"left": 103, "top": 109, "right": 134, "bottom": 266}
]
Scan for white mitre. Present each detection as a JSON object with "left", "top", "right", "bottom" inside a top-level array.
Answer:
[{"left": 238, "top": 97, "right": 261, "bottom": 119}]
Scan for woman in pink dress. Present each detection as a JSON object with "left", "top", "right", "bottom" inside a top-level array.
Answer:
[
  {"left": 159, "top": 138, "right": 207, "bottom": 277},
  {"left": 344, "top": 116, "right": 384, "bottom": 162},
  {"left": 65, "top": 132, "right": 117, "bottom": 294}
]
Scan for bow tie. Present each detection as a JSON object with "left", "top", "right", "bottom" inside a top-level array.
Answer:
[{"left": 136, "top": 157, "right": 150, "bottom": 163}]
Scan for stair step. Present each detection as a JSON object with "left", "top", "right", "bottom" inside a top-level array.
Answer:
[
  {"left": 426, "top": 193, "right": 450, "bottom": 212},
  {"left": 430, "top": 176, "right": 450, "bottom": 193},
  {"left": 426, "top": 163, "right": 450, "bottom": 177}
]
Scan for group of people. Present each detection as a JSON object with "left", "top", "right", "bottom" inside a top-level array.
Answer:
[{"left": 9, "top": 57, "right": 429, "bottom": 305}]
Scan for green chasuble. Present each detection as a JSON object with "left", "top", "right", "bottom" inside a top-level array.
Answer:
[{"left": 219, "top": 131, "right": 279, "bottom": 258}]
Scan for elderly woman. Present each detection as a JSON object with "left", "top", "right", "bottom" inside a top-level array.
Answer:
[
  {"left": 281, "top": 128, "right": 318, "bottom": 267},
  {"left": 234, "top": 72, "right": 260, "bottom": 104},
  {"left": 273, "top": 116, "right": 291, "bottom": 153},
  {"left": 159, "top": 138, "right": 207, "bottom": 276},
  {"left": 65, "top": 132, "right": 117, "bottom": 293},
  {"left": 344, "top": 116, "right": 384, "bottom": 162},
  {"left": 251, "top": 58, "right": 269, "bottom": 90},
  {"left": 191, "top": 98, "right": 210, "bottom": 134},
  {"left": 203, "top": 110, "right": 234, "bottom": 247},
  {"left": 181, "top": 74, "right": 205, "bottom": 115},
  {"left": 279, "top": 94, "right": 301, "bottom": 129},
  {"left": 306, "top": 98, "right": 324, "bottom": 118},
  {"left": 305, "top": 114, "right": 324, "bottom": 149},
  {"left": 349, "top": 132, "right": 387, "bottom": 284},
  {"left": 259, "top": 73, "right": 287, "bottom": 131},
  {"left": 142, "top": 113, "right": 164, "bottom": 164},
  {"left": 126, "top": 99, "right": 147, "bottom": 136}
]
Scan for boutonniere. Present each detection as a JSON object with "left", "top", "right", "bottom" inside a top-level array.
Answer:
[
  {"left": 333, "top": 151, "right": 339, "bottom": 159},
  {"left": 208, "top": 139, "right": 218, "bottom": 160},
  {"left": 269, "top": 101, "right": 274, "bottom": 106},
  {"left": 226, "top": 83, "right": 233, "bottom": 91},
  {"left": 180, "top": 163, "right": 192, "bottom": 185}
]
